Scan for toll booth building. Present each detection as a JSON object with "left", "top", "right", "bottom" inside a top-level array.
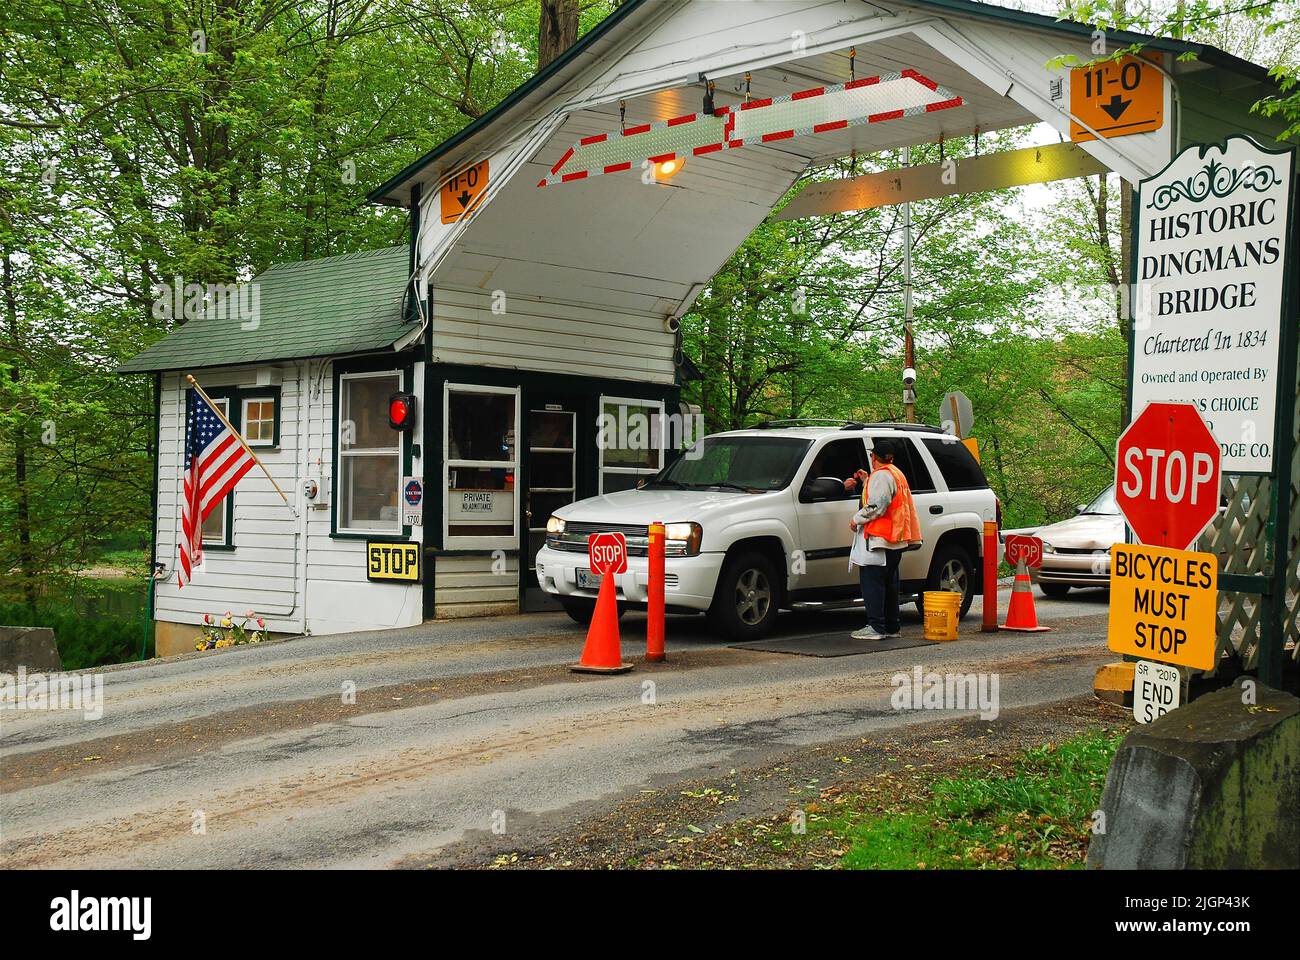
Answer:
[{"left": 125, "top": 0, "right": 1296, "bottom": 655}]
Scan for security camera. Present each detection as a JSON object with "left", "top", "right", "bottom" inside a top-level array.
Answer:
[
  {"left": 902, "top": 367, "right": 917, "bottom": 387},
  {"left": 664, "top": 315, "right": 681, "bottom": 335}
]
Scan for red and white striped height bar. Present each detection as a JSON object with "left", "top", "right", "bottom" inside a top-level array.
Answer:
[{"left": 538, "top": 68, "right": 963, "bottom": 187}]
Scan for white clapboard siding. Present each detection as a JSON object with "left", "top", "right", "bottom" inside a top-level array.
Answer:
[
  {"left": 153, "top": 364, "right": 306, "bottom": 631},
  {"left": 431, "top": 284, "right": 676, "bottom": 383},
  {"left": 434, "top": 553, "right": 519, "bottom": 618},
  {"left": 153, "top": 358, "right": 426, "bottom": 637}
]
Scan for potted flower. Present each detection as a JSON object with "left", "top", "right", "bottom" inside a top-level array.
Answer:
[{"left": 194, "top": 610, "right": 269, "bottom": 652}]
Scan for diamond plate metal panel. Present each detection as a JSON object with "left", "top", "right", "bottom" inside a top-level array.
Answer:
[{"left": 539, "top": 69, "right": 963, "bottom": 187}]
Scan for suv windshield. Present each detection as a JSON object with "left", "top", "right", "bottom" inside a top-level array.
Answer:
[
  {"left": 650, "top": 436, "right": 812, "bottom": 491},
  {"left": 1082, "top": 485, "right": 1120, "bottom": 515}
]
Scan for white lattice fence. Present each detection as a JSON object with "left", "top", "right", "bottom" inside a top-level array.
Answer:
[{"left": 1208, "top": 341, "right": 1300, "bottom": 676}]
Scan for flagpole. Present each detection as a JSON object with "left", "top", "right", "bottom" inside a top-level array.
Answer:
[{"left": 186, "top": 374, "right": 295, "bottom": 512}]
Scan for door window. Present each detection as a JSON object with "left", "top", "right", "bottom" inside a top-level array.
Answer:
[
  {"left": 528, "top": 409, "right": 576, "bottom": 568},
  {"left": 445, "top": 383, "right": 519, "bottom": 547},
  {"left": 801, "top": 438, "right": 867, "bottom": 501}
]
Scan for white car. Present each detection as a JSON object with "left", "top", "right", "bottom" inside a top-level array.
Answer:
[
  {"left": 1000, "top": 486, "right": 1124, "bottom": 597},
  {"left": 535, "top": 422, "right": 999, "bottom": 641}
]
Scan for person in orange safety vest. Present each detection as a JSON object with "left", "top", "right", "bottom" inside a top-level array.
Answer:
[{"left": 844, "top": 438, "right": 922, "bottom": 640}]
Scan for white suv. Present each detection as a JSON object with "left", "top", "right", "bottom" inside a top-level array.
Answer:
[{"left": 534, "top": 422, "right": 998, "bottom": 641}]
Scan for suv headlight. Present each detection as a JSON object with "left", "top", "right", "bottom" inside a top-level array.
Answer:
[
  {"left": 1041, "top": 540, "right": 1055, "bottom": 553},
  {"left": 546, "top": 516, "right": 566, "bottom": 536},
  {"left": 664, "top": 522, "right": 703, "bottom": 557}
]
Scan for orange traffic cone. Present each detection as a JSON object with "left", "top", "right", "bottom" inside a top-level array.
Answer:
[
  {"left": 572, "top": 573, "right": 634, "bottom": 673},
  {"left": 999, "top": 559, "right": 1052, "bottom": 632}
]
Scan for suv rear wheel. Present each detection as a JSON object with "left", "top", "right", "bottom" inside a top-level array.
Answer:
[
  {"left": 917, "top": 542, "right": 976, "bottom": 619},
  {"left": 708, "top": 550, "right": 778, "bottom": 642}
]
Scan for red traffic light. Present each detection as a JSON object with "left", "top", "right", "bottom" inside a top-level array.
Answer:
[{"left": 388, "top": 392, "right": 417, "bottom": 431}]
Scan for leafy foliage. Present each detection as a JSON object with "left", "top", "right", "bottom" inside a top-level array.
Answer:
[{"left": 1, "top": 2, "right": 613, "bottom": 607}]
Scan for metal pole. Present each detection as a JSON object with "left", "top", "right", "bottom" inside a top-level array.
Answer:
[{"left": 902, "top": 146, "right": 915, "bottom": 423}]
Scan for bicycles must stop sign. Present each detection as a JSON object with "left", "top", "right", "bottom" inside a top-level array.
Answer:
[{"left": 587, "top": 532, "right": 628, "bottom": 576}]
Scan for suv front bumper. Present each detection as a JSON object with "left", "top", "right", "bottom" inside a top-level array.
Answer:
[{"left": 534, "top": 545, "right": 723, "bottom": 613}]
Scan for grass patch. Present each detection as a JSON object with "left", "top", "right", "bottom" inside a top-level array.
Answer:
[
  {"left": 0, "top": 577, "right": 152, "bottom": 669},
  {"left": 816, "top": 729, "right": 1122, "bottom": 869}
]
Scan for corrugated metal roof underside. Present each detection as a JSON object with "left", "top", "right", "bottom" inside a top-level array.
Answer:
[{"left": 119, "top": 246, "right": 412, "bottom": 373}]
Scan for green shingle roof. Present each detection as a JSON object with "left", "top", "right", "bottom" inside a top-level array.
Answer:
[{"left": 118, "top": 245, "right": 412, "bottom": 373}]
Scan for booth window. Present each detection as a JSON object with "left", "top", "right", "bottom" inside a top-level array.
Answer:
[
  {"left": 199, "top": 394, "right": 234, "bottom": 548},
  {"left": 445, "top": 383, "right": 518, "bottom": 548},
  {"left": 337, "top": 371, "right": 402, "bottom": 534},
  {"left": 241, "top": 396, "right": 277, "bottom": 447},
  {"left": 599, "top": 396, "right": 664, "bottom": 493}
]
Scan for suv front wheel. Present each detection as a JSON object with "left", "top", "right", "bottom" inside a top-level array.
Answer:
[
  {"left": 917, "top": 542, "right": 976, "bottom": 619},
  {"left": 708, "top": 550, "right": 779, "bottom": 642},
  {"left": 560, "top": 595, "right": 626, "bottom": 625}
]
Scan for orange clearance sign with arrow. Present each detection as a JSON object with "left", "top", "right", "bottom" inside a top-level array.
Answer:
[
  {"left": 440, "top": 160, "right": 489, "bottom": 224},
  {"left": 1069, "top": 55, "right": 1163, "bottom": 141}
]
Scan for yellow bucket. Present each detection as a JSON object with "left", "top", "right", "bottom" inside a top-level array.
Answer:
[{"left": 922, "top": 590, "right": 961, "bottom": 641}]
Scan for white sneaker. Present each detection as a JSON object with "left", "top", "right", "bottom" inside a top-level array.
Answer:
[{"left": 851, "top": 626, "right": 887, "bottom": 640}]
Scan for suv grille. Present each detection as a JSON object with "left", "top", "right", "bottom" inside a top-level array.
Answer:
[{"left": 550, "top": 521, "right": 650, "bottom": 557}]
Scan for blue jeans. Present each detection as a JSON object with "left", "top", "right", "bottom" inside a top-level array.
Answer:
[{"left": 859, "top": 549, "right": 903, "bottom": 634}]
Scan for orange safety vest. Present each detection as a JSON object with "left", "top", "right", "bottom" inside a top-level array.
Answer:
[{"left": 861, "top": 462, "right": 922, "bottom": 546}]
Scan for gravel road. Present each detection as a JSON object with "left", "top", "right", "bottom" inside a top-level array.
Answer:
[{"left": 1, "top": 587, "right": 1114, "bottom": 868}]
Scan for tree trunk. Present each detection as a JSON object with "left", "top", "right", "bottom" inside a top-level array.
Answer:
[
  {"left": 2, "top": 248, "right": 38, "bottom": 608},
  {"left": 538, "top": 0, "right": 579, "bottom": 70}
]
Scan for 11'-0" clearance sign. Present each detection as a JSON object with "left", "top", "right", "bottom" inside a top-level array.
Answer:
[{"left": 1131, "top": 135, "right": 1295, "bottom": 474}]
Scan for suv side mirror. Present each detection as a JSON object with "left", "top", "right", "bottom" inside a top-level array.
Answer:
[{"left": 801, "top": 476, "right": 847, "bottom": 503}]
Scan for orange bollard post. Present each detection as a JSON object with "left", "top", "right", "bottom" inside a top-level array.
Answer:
[
  {"left": 646, "top": 521, "right": 666, "bottom": 662},
  {"left": 981, "top": 520, "right": 998, "bottom": 633}
]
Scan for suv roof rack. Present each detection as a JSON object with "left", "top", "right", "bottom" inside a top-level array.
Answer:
[
  {"left": 751, "top": 419, "right": 951, "bottom": 435},
  {"left": 752, "top": 418, "right": 852, "bottom": 429},
  {"left": 850, "top": 422, "right": 949, "bottom": 434}
]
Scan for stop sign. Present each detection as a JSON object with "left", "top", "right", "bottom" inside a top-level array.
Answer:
[
  {"left": 1004, "top": 535, "right": 1043, "bottom": 569},
  {"left": 587, "top": 532, "right": 628, "bottom": 576},
  {"left": 1116, "top": 402, "right": 1221, "bottom": 551}
]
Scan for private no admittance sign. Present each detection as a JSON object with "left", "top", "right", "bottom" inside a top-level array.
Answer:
[{"left": 1131, "top": 135, "right": 1296, "bottom": 474}]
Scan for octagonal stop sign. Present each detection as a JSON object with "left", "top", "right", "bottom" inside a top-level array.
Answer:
[
  {"left": 1116, "top": 402, "right": 1221, "bottom": 551},
  {"left": 587, "top": 532, "right": 628, "bottom": 576}
]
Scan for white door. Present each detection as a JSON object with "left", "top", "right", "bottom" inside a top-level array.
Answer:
[
  {"left": 792, "top": 437, "right": 870, "bottom": 590},
  {"left": 879, "top": 435, "right": 943, "bottom": 584}
]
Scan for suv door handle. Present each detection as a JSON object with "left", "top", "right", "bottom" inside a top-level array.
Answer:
[{"left": 929, "top": 505, "right": 944, "bottom": 514}]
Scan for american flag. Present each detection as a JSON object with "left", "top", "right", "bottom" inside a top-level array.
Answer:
[{"left": 179, "top": 388, "right": 256, "bottom": 587}]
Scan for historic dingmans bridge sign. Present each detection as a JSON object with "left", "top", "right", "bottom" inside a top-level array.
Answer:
[{"left": 1131, "top": 135, "right": 1296, "bottom": 475}]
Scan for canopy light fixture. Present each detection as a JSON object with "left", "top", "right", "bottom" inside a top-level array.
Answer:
[{"left": 656, "top": 157, "right": 685, "bottom": 179}]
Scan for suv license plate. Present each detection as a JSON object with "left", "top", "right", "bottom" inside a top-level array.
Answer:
[{"left": 576, "top": 568, "right": 601, "bottom": 590}]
